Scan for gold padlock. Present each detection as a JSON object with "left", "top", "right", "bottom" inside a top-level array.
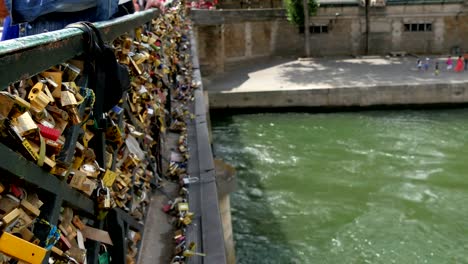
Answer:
[
  {"left": 41, "top": 71, "right": 63, "bottom": 99},
  {"left": 63, "top": 82, "right": 84, "bottom": 102},
  {"left": 119, "top": 53, "right": 130, "bottom": 65},
  {"left": 0, "top": 91, "right": 30, "bottom": 119},
  {"left": 129, "top": 55, "right": 143, "bottom": 75},
  {"left": 61, "top": 88, "right": 81, "bottom": 125},
  {"left": 62, "top": 63, "right": 81, "bottom": 82},
  {"left": 122, "top": 37, "right": 133, "bottom": 54},
  {"left": 69, "top": 171, "right": 87, "bottom": 190},
  {"left": 29, "top": 82, "right": 53, "bottom": 111},
  {"left": 13, "top": 112, "right": 38, "bottom": 136}
]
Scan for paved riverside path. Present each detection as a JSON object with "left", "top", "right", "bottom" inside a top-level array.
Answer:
[{"left": 205, "top": 56, "right": 468, "bottom": 93}]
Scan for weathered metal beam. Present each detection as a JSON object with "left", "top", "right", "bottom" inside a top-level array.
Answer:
[
  {"left": 0, "top": 9, "right": 160, "bottom": 89},
  {"left": 0, "top": 143, "right": 95, "bottom": 215}
]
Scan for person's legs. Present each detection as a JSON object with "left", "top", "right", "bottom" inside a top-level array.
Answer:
[{"left": 1, "top": 16, "right": 19, "bottom": 41}]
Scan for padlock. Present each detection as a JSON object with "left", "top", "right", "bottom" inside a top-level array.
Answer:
[
  {"left": 2, "top": 207, "right": 21, "bottom": 226},
  {"left": 102, "top": 169, "right": 118, "bottom": 187},
  {"left": 174, "top": 229, "right": 184, "bottom": 239},
  {"left": 80, "top": 178, "right": 97, "bottom": 196},
  {"left": 82, "top": 130, "right": 94, "bottom": 148},
  {"left": 80, "top": 161, "right": 100, "bottom": 178},
  {"left": 46, "top": 104, "right": 69, "bottom": 121},
  {"left": 132, "top": 53, "right": 147, "bottom": 65},
  {"left": 174, "top": 243, "right": 184, "bottom": 255},
  {"left": 0, "top": 91, "right": 30, "bottom": 119},
  {"left": 41, "top": 71, "right": 63, "bottom": 98},
  {"left": 105, "top": 122, "right": 123, "bottom": 145},
  {"left": 99, "top": 244, "right": 111, "bottom": 264},
  {"left": 42, "top": 76, "right": 59, "bottom": 92},
  {"left": 129, "top": 55, "right": 143, "bottom": 75},
  {"left": 30, "top": 108, "right": 56, "bottom": 129},
  {"left": 65, "top": 246, "right": 87, "bottom": 264},
  {"left": 69, "top": 171, "right": 87, "bottom": 190},
  {"left": 148, "top": 35, "right": 157, "bottom": 45},
  {"left": 62, "top": 63, "right": 81, "bottom": 82},
  {"left": 27, "top": 140, "right": 57, "bottom": 169},
  {"left": 29, "top": 82, "right": 53, "bottom": 112},
  {"left": 0, "top": 194, "right": 20, "bottom": 214},
  {"left": 97, "top": 186, "right": 111, "bottom": 209},
  {"left": 12, "top": 111, "right": 38, "bottom": 136},
  {"left": 119, "top": 53, "right": 130, "bottom": 65},
  {"left": 122, "top": 37, "right": 133, "bottom": 54},
  {"left": 181, "top": 215, "right": 192, "bottom": 226},
  {"left": 135, "top": 28, "right": 142, "bottom": 42},
  {"left": 177, "top": 202, "right": 189, "bottom": 213},
  {"left": 61, "top": 86, "right": 81, "bottom": 125},
  {"left": 21, "top": 199, "right": 41, "bottom": 217},
  {"left": 72, "top": 216, "right": 86, "bottom": 230},
  {"left": 63, "top": 82, "right": 84, "bottom": 103},
  {"left": 11, "top": 208, "right": 34, "bottom": 233}
]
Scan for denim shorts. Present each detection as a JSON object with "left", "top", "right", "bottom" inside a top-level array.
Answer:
[{"left": 6, "top": 0, "right": 118, "bottom": 24}]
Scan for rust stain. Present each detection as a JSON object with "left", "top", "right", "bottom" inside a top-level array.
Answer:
[{"left": 47, "top": 38, "right": 71, "bottom": 49}]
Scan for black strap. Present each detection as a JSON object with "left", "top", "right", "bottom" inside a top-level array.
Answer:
[{"left": 66, "top": 22, "right": 102, "bottom": 55}]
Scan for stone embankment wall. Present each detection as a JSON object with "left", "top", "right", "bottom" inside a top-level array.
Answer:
[
  {"left": 192, "top": 4, "right": 468, "bottom": 76},
  {"left": 209, "top": 83, "right": 468, "bottom": 109},
  {"left": 217, "top": 0, "right": 284, "bottom": 9}
]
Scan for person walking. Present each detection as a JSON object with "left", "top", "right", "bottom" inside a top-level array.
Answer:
[
  {"left": 446, "top": 56, "right": 453, "bottom": 71},
  {"left": 417, "top": 59, "right": 422, "bottom": 71},
  {"left": 455, "top": 55, "right": 464, "bottom": 72},
  {"left": 435, "top": 61, "right": 440, "bottom": 76},
  {"left": 424, "top": 58, "right": 430, "bottom": 71}
]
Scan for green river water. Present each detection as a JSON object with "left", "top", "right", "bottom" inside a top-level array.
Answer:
[{"left": 211, "top": 110, "right": 468, "bottom": 264}]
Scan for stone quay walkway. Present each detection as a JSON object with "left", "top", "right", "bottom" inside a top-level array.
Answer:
[{"left": 204, "top": 56, "right": 468, "bottom": 109}]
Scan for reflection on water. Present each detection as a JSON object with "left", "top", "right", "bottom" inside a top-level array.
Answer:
[{"left": 212, "top": 110, "right": 468, "bottom": 264}]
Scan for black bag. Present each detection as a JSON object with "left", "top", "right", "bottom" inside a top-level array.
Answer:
[{"left": 67, "top": 22, "right": 130, "bottom": 115}]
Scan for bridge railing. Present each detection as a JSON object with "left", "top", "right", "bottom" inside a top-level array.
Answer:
[{"left": 0, "top": 6, "right": 226, "bottom": 264}]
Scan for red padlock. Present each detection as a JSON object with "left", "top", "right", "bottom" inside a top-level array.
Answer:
[
  {"left": 38, "top": 124, "right": 61, "bottom": 141},
  {"left": 162, "top": 204, "right": 172, "bottom": 213}
]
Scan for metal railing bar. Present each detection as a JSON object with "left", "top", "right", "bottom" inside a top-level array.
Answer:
[{"left": 0, "top": 8, "right": 159, "bottom": 89}]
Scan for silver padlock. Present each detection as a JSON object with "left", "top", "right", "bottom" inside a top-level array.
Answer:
[{"left": 97, "top": 185, "right": 111, "bottom": 209}]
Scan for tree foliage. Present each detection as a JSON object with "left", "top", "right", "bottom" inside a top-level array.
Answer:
[{"left": 284, "top": 0, "right": 319, "bottom": 26}]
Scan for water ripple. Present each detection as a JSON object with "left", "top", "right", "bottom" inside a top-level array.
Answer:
[{"left": 213, "top": 110, "right": 468, "bottom": 264}]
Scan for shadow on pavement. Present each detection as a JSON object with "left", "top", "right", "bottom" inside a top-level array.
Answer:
[
  {"left": 204, "top": 57, "right": 295, "bottom": 91},
  {"left": 205, "top": 56, "right": 468, "bottom": 93}
]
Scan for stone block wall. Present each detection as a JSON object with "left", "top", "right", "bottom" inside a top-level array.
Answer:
[
  {"left": 217, "top": 0, "right": 284, "bottom": 9},
  {"left": 192, "top": 4, "right": 468, "bottom": 76}
]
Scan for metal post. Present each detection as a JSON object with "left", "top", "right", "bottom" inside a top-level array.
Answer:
[{"left": 303, "top": 0, "right": 311, "bottom": 57}]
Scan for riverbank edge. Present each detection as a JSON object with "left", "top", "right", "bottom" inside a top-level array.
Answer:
[{"left": 208, "top": 83, "right": 468, "bottom": 111}]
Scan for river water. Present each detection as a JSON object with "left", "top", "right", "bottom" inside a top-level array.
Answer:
[{"left": 211, "top": 110, "right": 468, "bottom": 264}]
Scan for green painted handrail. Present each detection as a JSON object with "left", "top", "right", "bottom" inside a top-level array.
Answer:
[{"left": 0, "top": 8, "right": 160, "bottom": 89}]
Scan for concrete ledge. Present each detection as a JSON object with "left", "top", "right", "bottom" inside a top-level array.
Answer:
[
  {"left": 186, "top": 29, "right": 227, "bottom": 264},
  {"left": 200, "top": 170, "right": 228, "bottom": 263},
  {"left": 208, "top": 82, "right": 468, "bottom": 109},
  {"left": 196, "top": 121, "right": 215, "bottom": 172},
  {"left": 194, "top": 89, "right": 206, "bottom": 117}
]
